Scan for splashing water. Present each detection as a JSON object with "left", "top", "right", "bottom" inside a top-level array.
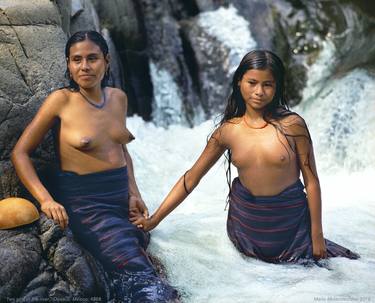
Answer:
[
  {"left": 127, "top": 114, "right": 374, "bottom": 302},
  {"left": 198, "top": 5, "right": 257, "bottom": 74}
]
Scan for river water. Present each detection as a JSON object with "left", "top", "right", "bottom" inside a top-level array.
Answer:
[{"left": 126, "top": 5, "right": 375, "bottom": 303}]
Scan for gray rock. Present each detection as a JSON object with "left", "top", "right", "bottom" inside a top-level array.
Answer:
[
  {"left": 65, "top": 256, "right": 96, "bottom": 295},
  {"left": 92, "top": 0, "right": 145, "bottom": 51},
  {"left": 0, "top": 0, "right": 67, "bottom": 198},
  {"left": 195, "top": 0, "right": 230, "bottom": 12},
  {"left": 22, "top": 270, "right": 55, "bottom": 294},
  {"left": 140, "top": 0, "right": 204, "bottom": 126},
  {"left": 70, "top": 0, "right": 100, "bottom": 34},
  {"left": 0, "top": 0, "right": 61, "bottom": 26},
  {"left": 71, "top": 0, "right": 84, "bottom": 18},
  {"left": 180, "top": 15, "right": 234, "bottom": 116},
  {"left": 0, "top": 225, "right": 41, "bottom": 300},
  {"left": 48, "top": 280, "right": 72, "bottom": 300},
  {"left": 53, "top": 235, "right": 82, "bottom": 273},
  {"left": 54, "top": 0, "right": 72, "bottom": 34},
  {"left": 39, "top": 215, "right": 64, "bottom": 253},
  {"left": 102, "top": 28, "right": 125, "bottom": 89},
  {"left": 21, "top": 286, "right": 49, "bottom": 302}
]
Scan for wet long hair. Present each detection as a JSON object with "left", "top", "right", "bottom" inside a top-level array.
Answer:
[
  {"left": 219, "top": 50, "right": 312, "bottom": 204},
  {"left": 65, "top": 31, "right": 111, "bottom": 90}
]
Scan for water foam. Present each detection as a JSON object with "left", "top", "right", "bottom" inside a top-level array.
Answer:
[{"left": 127, "top": 116, "right": 374, "bottom": 302}]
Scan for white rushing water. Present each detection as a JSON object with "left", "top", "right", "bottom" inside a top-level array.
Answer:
[
  {"left": 198, "top": 5, "right": 257, "bottom": 74},
  {"left": 127, "top": 113, "right": 374, "bottom": 303},
  {"left": 126, "top": 7, "right": 375, "bottom": 303}
]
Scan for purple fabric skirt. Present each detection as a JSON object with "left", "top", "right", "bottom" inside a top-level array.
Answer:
[
  {"left": 227, "top": 177, "right": 359, "bottom": 263},
  {"left": 56, "top": 167, "right": 178, "bottom": 302}
]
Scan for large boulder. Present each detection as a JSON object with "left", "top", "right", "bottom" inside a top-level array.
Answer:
[
  {"left": 0, "top": 0, "right": 67, "bottom": 198},
  {"left": 0, "top": 225, "right": 41, "bottom": 299},
  {"left": 181, "top": 5, "right": 257, "bottom": 116},
  {"left": 0, "top": 215, "right": 111, "bottom": 302},
  {"left": 70, "top": 0, "right": 100, "bottom": 33}
]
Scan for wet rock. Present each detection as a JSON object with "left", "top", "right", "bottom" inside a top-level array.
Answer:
[
  {"left": 140, "top": 0, "right": 203, "bottom": 126},
  {"left": 70, "top": 0, "right": 100, "bottom": 33},
  {"left": 48, "top": 280, "right": 72, "bottom": 300},
  {"left": 0, "top": 225, "right": 41, "bottom": 299},
  {"left": 181, "top": 5, "right": 257, "bottom": 116},
  {"left": 21, "top": 286, "right": 49, "bottom": 302},
  {"left": 92, "top": 0, "right": 145, "bottom": 51}
]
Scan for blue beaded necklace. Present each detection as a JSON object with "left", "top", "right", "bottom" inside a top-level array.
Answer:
[{"left": 79, "top": 88, "right": 106, "bottom": 109}]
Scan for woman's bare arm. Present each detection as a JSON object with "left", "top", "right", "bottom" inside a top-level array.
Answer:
[
  {"left": 292, "top": 115, "right": 327, "bottom": 259},
  {"left": 117, "top": 89, "right": 149, "bottom": 218},
  {"left": 131, "top": 128, "right": 227, "bottom": 231},
  {"left": 11, "top": 90, "right": 69, "bottom": 228}
]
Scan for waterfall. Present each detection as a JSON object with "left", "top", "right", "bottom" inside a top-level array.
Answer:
[
  {"left": 197, "top": 5, "right": 257, "bottom": 75},
  {"left": 296, "top": 41, "right": 375, "bottom": 172},
  {"left": 149, "top": 61, "right": 187, "bottom": 125}
]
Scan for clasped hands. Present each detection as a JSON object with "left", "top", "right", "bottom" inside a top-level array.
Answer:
[
  {"left": 129, "top": 195, "right": 157, "bottom": 231},
  {"left": 41, "top": 195, "right": 153, "bottom": 231}
]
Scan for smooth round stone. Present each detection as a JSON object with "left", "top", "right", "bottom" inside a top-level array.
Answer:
[{"left": 0, "top": 197, "right": 40, "bottom": 229}]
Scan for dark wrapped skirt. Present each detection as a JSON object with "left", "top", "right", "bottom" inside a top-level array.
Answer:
[
  {"left": 57, "top": 166, "right": 178, "bottom": 302},
  {"left": 227, "top": 177, "right": 359, "bottom": 263}
]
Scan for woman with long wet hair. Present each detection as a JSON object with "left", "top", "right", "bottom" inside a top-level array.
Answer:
[
  {"left": 11, "top": 31, "right": 178, "bottom": 302},
  {"left": 132, "top": 50, "right": 359, "bottom": 264}
]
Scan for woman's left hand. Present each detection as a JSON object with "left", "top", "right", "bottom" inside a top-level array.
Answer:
[
  {"left": 129, "top": 195, "right": 149, "bottom": 219},
  {"left": 312, "top": 232, "right": 327, "bottom": 260}
]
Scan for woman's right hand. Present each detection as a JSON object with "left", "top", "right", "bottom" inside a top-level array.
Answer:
[
  {"left": 130, "top": 215, "right": 158, "bottom": 232},
  {"left": 41, "top": 200, "right": 69, "bottom": 229}
]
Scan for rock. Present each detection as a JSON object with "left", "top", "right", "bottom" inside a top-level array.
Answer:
[
  {"left": 48, "top": 280, "right": 72, "bottom": 300},
  {"left": 140, "top": 0, "right": 204, "bottom": 126},
  {"left": 92, "top": 0, "right": 145, "bottom": 51},
  {"left": 39, "top": 214, "right": 64, "bottom": 253},
  {"left": 21, "top": 286, "right": 49, "bottom": 301},
  {"left": 0, "top": 225, "right": 41, "bottom": 299},
  {"left": 54, "top": 0, "right": 72, "bottom": 34},
  {"left": 70, "top": 0, "right": 100, "bottom": 33},
  {"left": 102, "top": 28, "right": 125, "bottom": 89},
  {"left": 195, "top": 0, "right": 230, "bottom": 12},
  {"left": 22, "top": 270, "right": 55, "bottom": 294},
  {"left": 91, "top": 0, "right": 152, "bottom": 119},
  {"left": 181, "top": 5, "right": 257, "bottom": 116},
  {"left": 0, "top": 0, "right": 67, "bottom": 198}
]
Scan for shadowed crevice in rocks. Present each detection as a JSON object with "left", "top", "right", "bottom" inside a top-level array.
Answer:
[{"left": 180, "top": 26, "right": 201, "bottom": 98}]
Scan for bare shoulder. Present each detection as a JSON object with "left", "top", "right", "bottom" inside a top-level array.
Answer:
[
  {"left": 46, "top": 88, "right": 69, "bottom": 102},
  {"left": 277, "top": 111, "right": 309, "bottom": 136},
  {"left": 40, "top": 88, "right": 70, "bottom": 113},
  {"left": 107, "top": 87, "right": 127, "bottom": 101},
  {"left": 211, "top": 118, "right": 241, "bottom": 148}
]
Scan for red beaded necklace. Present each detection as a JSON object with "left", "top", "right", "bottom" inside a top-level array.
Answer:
[{"left": 243, "top": 116, "right": 268, "bottom": 129}]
